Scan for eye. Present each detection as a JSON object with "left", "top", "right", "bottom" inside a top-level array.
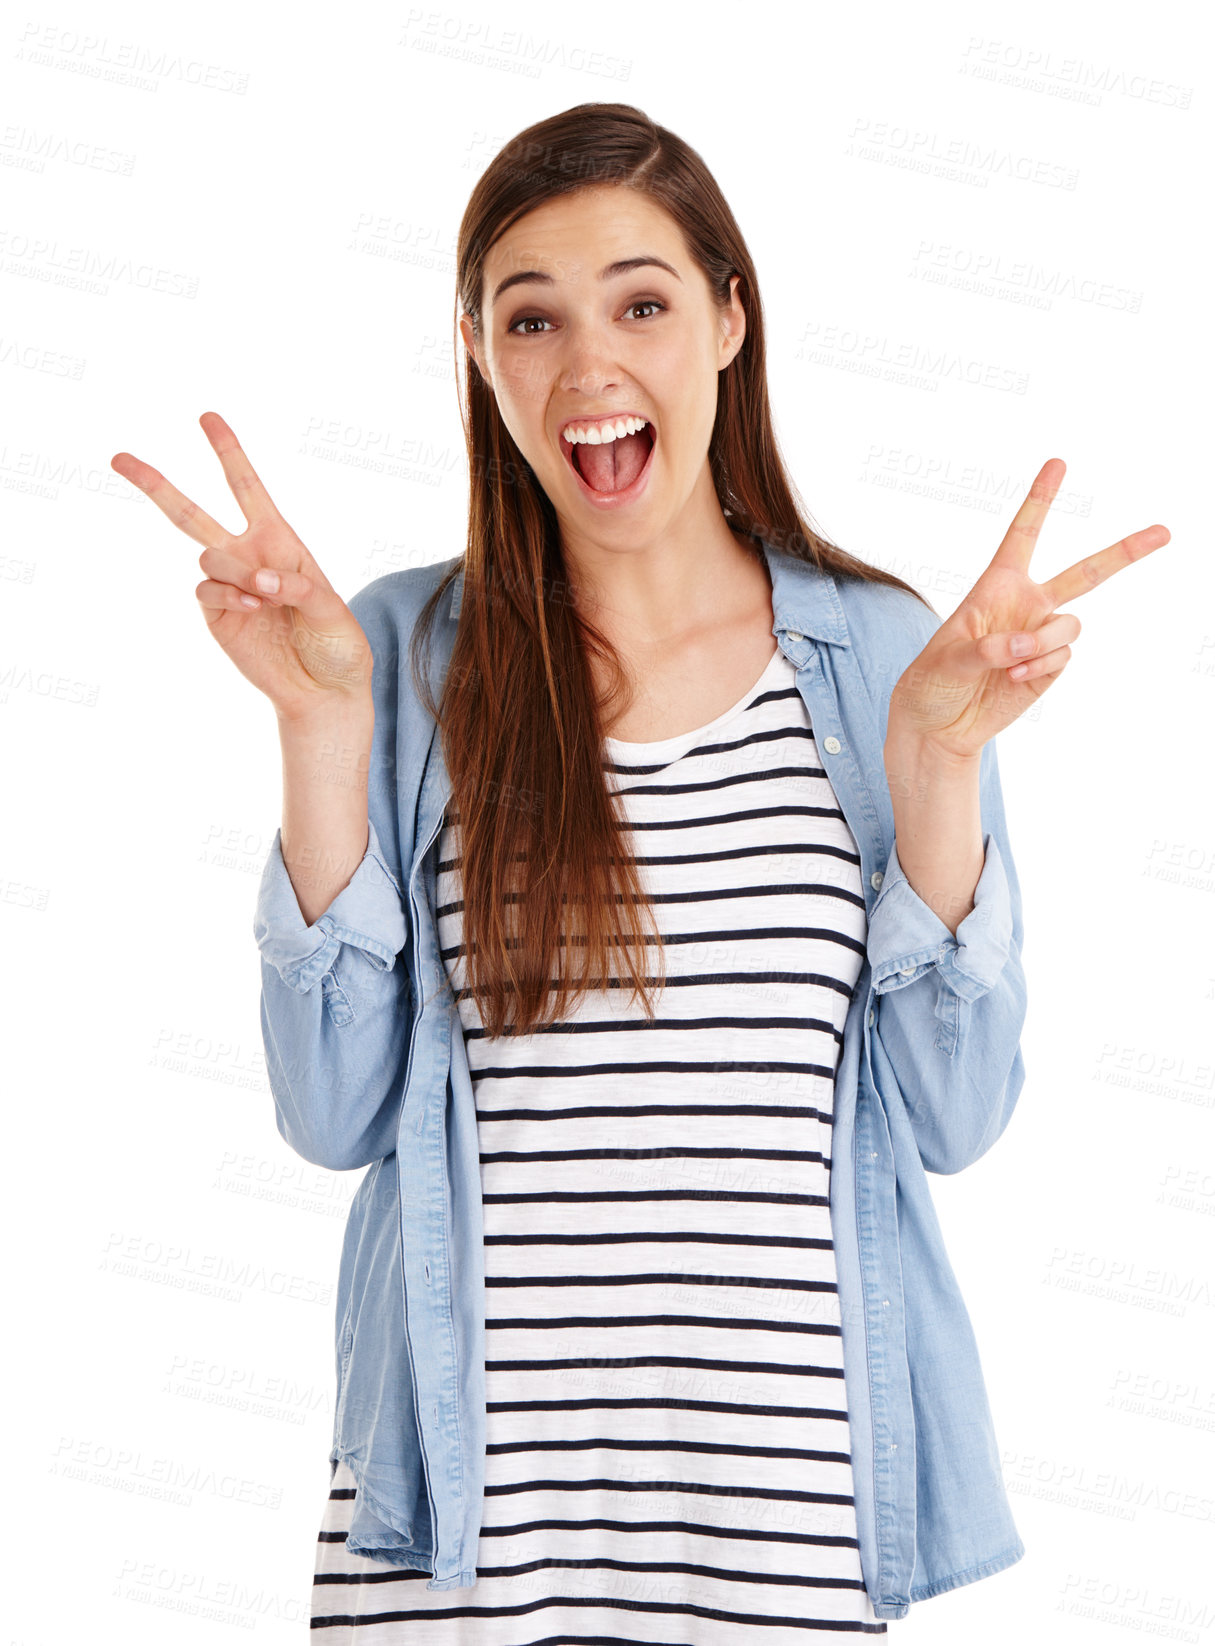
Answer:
[
  {"left": 507, "top": 315, "right": 554, "bottom": 336},
  {"left": 506, "top": 299, "right": 667, "bottom": 336}
]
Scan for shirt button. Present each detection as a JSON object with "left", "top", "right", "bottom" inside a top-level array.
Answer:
[
  {"left": 787, "top": 630, "right": 803, "bottom": 642},
  {"left": 882, "top": 1298, "right": 890, "bottom": 1307},
  {"left": 867, "top": 1009, "right": 875, "bottom": 1027},
  {"left": 870, "top": 871, "right": 883, "bottom": 890},
  {"left": 899, "top": 963, "right": 917, "bottom": 976},
  {"left": 823, "top": 735, "right": 841, "bottom": 755}
]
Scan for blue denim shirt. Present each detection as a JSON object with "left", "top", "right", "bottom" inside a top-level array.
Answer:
[{"left": 253, "top": 538, "right": 1027, "bottom": 1620}]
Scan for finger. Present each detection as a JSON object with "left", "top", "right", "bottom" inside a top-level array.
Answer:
[
  {"left": 996, "top": 611, "right": 1082, "bottom": 667},
  {"left": 199, "top": 411, "right": 280, "bottom": 529},
  {"left": 195, "top": 577, "right": 266, "bottom": 626},
  {"left": 949, "top": 612, "right": 1082, "bottom": 679},
  {"left": 198, "top": 544, "right": 319, "bottom": 607},
  {"left": 990, "top": 456, "right": 1066, "bottom": 575},
  {"left": 110, "top": 450, "right": 232, "bottom": 552},
  {"left": 1008, "top": 642, "right": 1073, "bottom": 687},
  {"left": 1039, "top": 523, "right": 1170, "bottom": 610}
]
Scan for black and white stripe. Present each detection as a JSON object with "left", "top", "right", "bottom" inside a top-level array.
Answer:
[{"left": 311, "top": 646, "right": 887, "bottom": 1641}]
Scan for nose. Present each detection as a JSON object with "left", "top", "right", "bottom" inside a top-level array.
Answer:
[{"left": 557, "top": 322, "right": 624, "bottom": 398}]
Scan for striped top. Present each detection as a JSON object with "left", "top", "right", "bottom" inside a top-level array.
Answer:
[{"left": 310, "top": 644, "right": 886, "bottom": 1639}]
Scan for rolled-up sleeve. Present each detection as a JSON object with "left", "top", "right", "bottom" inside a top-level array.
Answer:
[
  {"left": 254, "top": 815, "right": 407, "bottom": 995},
  {"left": 869, "top": 827, "right": 1014, "bottom": 1006},
  {"left": 865, "top": 731, "right": 1028, "bottom": 1175},
  {"left": 252, "top": 580, "right": 416, "bottom": 1173}
]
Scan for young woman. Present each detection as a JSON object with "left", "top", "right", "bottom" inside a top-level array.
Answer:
[{"left": 113, "top": 103, "right": 1167, "bottom": 1641}]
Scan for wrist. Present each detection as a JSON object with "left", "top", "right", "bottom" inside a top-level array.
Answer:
[
  {"left": 884, "top": 724, "right": 984, "bottom": 778},
  {"left": 277, "top": 691, "right": 375, "bottom": 736},
  {"left": 884, "top": 731, "right": 984, "bottom": 819}
]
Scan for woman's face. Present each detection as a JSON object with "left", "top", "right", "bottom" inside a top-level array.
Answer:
[{"left": 460, "top": 184, "right": 744, "bottom": 554}]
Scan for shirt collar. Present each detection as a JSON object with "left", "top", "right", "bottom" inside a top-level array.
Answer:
[{"left": 446, "top": 533, "right": 849, "bottom": 648}]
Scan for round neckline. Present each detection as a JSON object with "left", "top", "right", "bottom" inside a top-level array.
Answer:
[{"left": 604, "top": 644, "right": 784, "bottom": 760}]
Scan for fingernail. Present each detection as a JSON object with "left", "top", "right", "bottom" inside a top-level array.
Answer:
[
  {"left": 1010, "top": 634, "right": 1034, "bottom": 656},
  {"left": 255, "top": 569, "right": 279, "bottom": 593}
]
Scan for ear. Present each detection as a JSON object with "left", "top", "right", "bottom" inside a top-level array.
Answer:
[
  {"left": 719, "top": 273, "right": 746, "bottom": 370},
  {"left": 459, "top": 313, "right": 492, "bottom": 390}
]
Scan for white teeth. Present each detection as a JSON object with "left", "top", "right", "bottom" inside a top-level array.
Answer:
[{"left": 561, "top": 415, "right": 649, "bottom": 445}]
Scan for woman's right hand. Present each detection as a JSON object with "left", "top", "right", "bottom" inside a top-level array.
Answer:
[{"left": 111, "top": 411, "right": 374, "bottom": 724}]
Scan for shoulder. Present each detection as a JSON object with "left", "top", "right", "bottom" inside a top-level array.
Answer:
[
  {"left": 834, "top": 568, "right": 942, "bottom": 651},
  {"left": 830, "top": 569, "right": 944, "bottom": 709},
  {"left": 766, "top": 541, "right": 941, "bottom": 662},
  {"left": 836, "top": 566, "right": 941, "bottom": 668},
  {"left": 346, "top": 554, "right": 462, "bottom": 647}
]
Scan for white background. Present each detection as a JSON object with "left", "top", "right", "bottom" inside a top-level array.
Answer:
[{"left": 4, "top": 0, "right": 1211, "bottom": 1641}]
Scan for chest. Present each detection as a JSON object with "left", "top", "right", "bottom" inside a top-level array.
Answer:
[{"left": 597, "top": 624, "right": 781, "bottom": 744}]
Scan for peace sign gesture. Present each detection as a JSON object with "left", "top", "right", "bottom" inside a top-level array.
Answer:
[
  {"left": 111, "top": 412, "right": 374, "bottom": 725},
  {"left": 888, "top": 458, "right": 1171, "bottom": 761}
]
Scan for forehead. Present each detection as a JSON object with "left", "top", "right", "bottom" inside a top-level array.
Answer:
[{"left": 483, "top": 185, "right": 686, "bottom": 296}]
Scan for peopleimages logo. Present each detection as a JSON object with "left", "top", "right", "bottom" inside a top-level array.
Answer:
[{"left": 14, "top": 23, "right": 250, "bottom": 93}]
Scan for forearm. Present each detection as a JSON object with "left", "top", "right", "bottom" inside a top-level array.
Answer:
[
  {"left": 278, "top": 698, "right": 376, "bottom": 926},
  {"left": 882, "top": 732, "right": 985, "bottom": 937}
]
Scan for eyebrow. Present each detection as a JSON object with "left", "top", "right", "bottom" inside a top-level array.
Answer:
[{"left": 490, "top": 255, "right": 682, "bottom": 308}]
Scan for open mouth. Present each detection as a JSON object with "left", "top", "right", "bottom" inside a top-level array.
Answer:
[{"left": 560, "top": 421, "right": 656, "bottom": 504}]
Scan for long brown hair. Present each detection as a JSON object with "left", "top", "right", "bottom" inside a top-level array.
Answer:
[{"left": 410, "top": 102, "right": 932, "bottom": 1038}]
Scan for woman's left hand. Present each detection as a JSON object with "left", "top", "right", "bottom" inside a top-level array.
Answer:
[{"left": 887, "top": 457, "right": 1170, "bottom": 763}]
